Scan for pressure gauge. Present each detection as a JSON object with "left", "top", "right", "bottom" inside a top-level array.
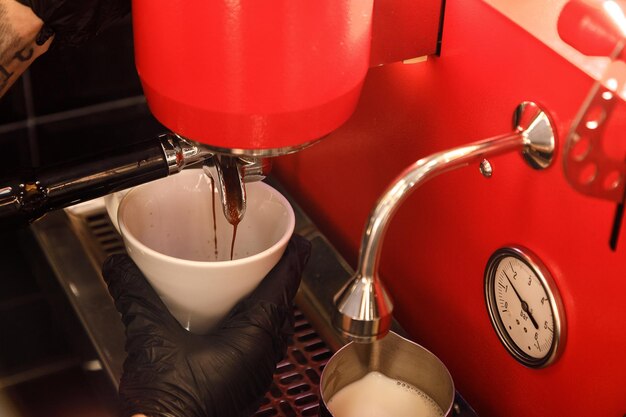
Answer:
[{"left": 484, "top": 246, "right": 566, "bottom": 368}]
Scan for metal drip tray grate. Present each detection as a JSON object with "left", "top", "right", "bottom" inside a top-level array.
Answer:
[
  {"left": 255, "top": 309, "right": 332, "bottom": 417},
  {"left": 85, "top": 213, "right": 125, "bottom": 255}
]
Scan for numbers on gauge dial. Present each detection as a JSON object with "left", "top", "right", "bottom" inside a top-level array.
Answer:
[{"left": 494, "top": 256, "right": 554, "bottom": 359}]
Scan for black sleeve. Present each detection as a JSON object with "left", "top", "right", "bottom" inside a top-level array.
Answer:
[{"left": 16, "top": 0, "right": 131, "bottom": 47}]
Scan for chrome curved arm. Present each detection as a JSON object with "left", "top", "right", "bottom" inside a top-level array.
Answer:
[
  {"left": 333, "top": 101, "right": 556, "bottom": 342},
  {"left": 358, "top": 132, "right": 525, "bottom": 279}
]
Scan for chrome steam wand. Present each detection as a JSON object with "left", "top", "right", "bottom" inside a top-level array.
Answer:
[{"left": 332, "top": 101, "right": 557, "bottom": 342}]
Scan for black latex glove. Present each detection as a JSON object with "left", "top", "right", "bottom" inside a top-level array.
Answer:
[
  {"left": 102, "top": 235, "right": 311, "bottom": 417},
  {"left": 16, "top": 0, "right": 131, "bottom": 46}
]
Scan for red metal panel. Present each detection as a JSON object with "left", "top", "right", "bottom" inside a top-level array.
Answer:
[
  {"left": 133, "top": 0, "right": 372, "bottom": 150},
  {"left": 369, "top": 0, "right": 444, "bottom": 65},
  {"left": 274, "top": 0, "right": 626, "bottom": 416}
]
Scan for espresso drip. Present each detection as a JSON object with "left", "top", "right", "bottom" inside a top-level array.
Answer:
[
  {"left": 230, "top": 224, "right": 238, "bottom": 261},
  {"left": 210, "top": 176, "right": 218, "bottom": 259},
  {"left": 206, "top": 155, "right": 245, "bottom": 261},
  {"left": 208, "top": 190, "right": 239, "bottom": 260},
  {"left": 220, "top": 156, "right": 244, "bottom": 260}
]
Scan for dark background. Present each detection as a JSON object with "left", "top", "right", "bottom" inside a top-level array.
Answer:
[
  {"left": 0, "top": 16, "right": 157, "bottom": 416},
  {"left": 0, "top": 16, "right": 164, "bottom": 180}
]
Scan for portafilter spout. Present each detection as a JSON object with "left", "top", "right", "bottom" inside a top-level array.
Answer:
[
  {"left": 333, "top": 101, "right": 557, "bottom": 342},
  {"left": 202, "top": 155, "right": 272, "bottom": 227}
]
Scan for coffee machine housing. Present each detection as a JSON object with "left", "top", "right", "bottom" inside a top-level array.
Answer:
[{"left": 132, "top": 0, "right": 374, "bottom": 155}]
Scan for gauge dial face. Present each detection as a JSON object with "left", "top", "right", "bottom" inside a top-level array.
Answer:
[{"left": 485, "top": 247, "right": 565, "bottom": 368}]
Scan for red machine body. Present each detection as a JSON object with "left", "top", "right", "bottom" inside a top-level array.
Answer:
[
  {"left": 132, "top": 0, "right": 373, "bottom": 152},
  {"left": 273, "top": 1, "right": 626, "bottom": 416},
  {"left": 133, "top": 0, "right": 626, "bottom": 416},
  {"left": 558, "top": 0, "right": 625, "bottom": 56}
]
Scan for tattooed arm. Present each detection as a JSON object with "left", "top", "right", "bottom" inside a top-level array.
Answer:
[{"left": 0, "top": 0, "right": 52, "bottom": 97}]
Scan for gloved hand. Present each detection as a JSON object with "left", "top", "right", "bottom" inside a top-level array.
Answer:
[
  {"left": 102, "top": 234, "right": 311, "bottom": 417},
  {"left": 16, "top": 0, "right": 131, "bottom": 46}
]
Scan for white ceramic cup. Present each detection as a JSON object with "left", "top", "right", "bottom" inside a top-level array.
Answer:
[{"left": 105, "top": 168, "right": 295, "bottom": 334}]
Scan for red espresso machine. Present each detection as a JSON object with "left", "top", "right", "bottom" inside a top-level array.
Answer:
[
  {"left": 130, "top": 0, "right": 376, "bottom": 225},
  {"left": 269, "top": 0, "right": 626, "bottom": 416},
  {"left": 24, "top": 1, "right": 626, "bottom": 416},
  {"left": 0, "top": 1, "right": 375, "bottom": 225},
  {"left": 11, "top": 1, "right": 626, "bottom": 417},
  {"left": 0, "top": 0, "right": 444, "bottom": 226},
  {"left": 132, "top": 1, "right": 373, "bottom": 154}
]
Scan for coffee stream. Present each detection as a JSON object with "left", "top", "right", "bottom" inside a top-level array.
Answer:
[
  {"left": 209, "top": 180, "right": 239, "bottom": 261},
  {"left": 230, "top": 219, "right": 239, "bottom": 261},
  {"left": 208, "top": 157, "right": 243, "bottom": 261},
  {"left": 209, "top": 176, "right": 218, "bottom": 259},
  {"left": 222, "top": 157, "right": 244, "bottom": 261}
]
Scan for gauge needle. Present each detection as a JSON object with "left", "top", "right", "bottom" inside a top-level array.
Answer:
[{"left": 504, "top": 271, "right": 539, "bottom": 330}]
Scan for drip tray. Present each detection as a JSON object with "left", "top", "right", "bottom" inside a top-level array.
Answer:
[
  {"left": 30, "top": 180, "right": 478, "bottom": 417},
  {"left": 257, "top": 308, "right": 332, "bottom": 417}
]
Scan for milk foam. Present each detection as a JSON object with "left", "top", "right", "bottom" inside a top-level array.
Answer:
[{"left": 326, "top": 371, "right": 444, "bottom": 417}]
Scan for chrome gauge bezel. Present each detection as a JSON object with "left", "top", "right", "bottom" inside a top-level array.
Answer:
[{"left": 484, "top": 246, "right": 566, "bottom": 368}]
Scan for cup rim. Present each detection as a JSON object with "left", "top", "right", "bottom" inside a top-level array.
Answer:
[{"left": 117, "top": 178, "right": 295, "bottom": 267}]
